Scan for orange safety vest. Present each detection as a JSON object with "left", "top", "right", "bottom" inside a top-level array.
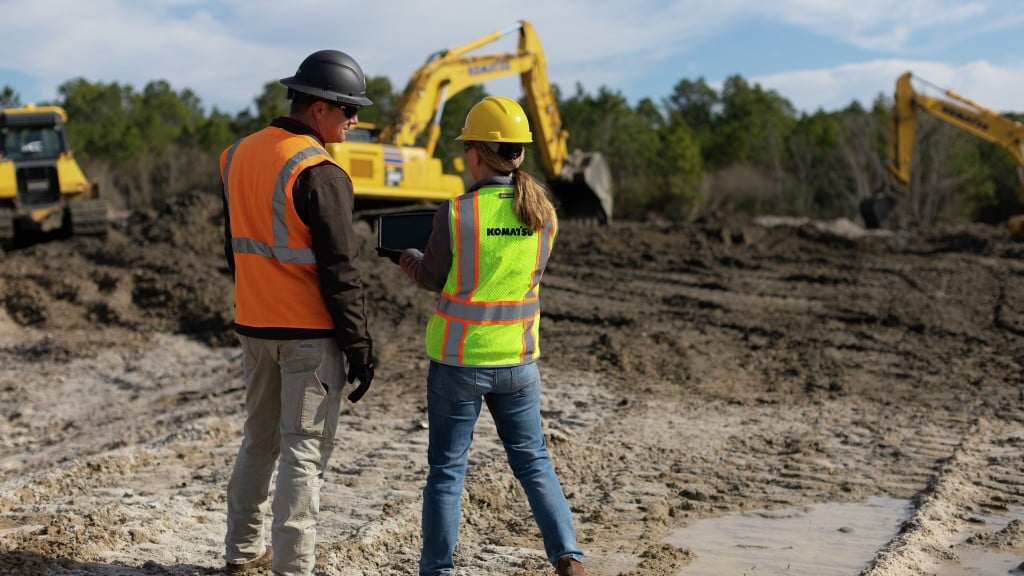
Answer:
[{"left": 219, "top": 126, "right": 337, "bottom": 329}]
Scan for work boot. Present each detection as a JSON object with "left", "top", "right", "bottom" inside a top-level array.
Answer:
[
  {"left": 225, "top": 547, "right": 272, "bottom": 575},
  {"left": 555, "top": 556, "right": 586, "bottom": 576}
]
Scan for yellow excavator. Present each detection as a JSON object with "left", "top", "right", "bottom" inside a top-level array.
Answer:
[
  {"left": 0, "top": 104, "right": 107, "bottom": 245},
  {"left": 863, "top": 71, "right": 1024, "bottom": 237},
  {"left": 326, "top": 20, "right": 613, "bottom": 224}
]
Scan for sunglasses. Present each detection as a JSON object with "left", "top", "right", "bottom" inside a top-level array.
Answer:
[
  {"left": 340, "top": 104, "right": 359, "bottom": 119},
  {"left": 324, "top": 100, "right": 359, "bottom": 119}
]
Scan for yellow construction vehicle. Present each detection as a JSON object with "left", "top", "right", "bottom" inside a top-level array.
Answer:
[
  {"left": 326, "top": 20, "right": 613, "bottom": 223},
  {"left": 326, "top": 121, "right": 465, "bottom": 212},
  {"left": 862, "top": 71, "right": 1024, "bottom": 236},
  {"left": 0, "top": 104, "right": 107, "bottom": 244}
]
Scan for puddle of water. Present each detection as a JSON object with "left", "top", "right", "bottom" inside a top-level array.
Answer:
[
  {"left": 934, "top": 507, "right": 1024, "bottom": 576},
  {"left": 942, "top": 551, "right": 1024, "bottom": 576},
  {"left": 664, "top": 496, "right": 911, "bottom": 576}
]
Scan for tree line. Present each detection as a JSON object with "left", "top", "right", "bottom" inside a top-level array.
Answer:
[{"left": 2, "top": 74, "right": 1021, "bottom": 227}]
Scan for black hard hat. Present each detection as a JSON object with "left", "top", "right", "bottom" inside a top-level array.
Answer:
[{"left": 280, "top": 49, "right": 373, "bottom": 107}]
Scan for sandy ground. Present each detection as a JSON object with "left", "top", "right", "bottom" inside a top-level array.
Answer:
[{"left": 1, "top": 192, "right": 1022, "bottom": 575}]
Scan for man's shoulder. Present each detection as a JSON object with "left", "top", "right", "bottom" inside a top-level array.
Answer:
[{"left": 298, "top": 161, "right": 350, "bottom": 191}]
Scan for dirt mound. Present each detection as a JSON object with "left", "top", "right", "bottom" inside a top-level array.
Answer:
[
  {"left": 0, "top": 192, "right": 233, "bottom": 352},
  {"left": 2, "top": 192, "right": 1023, "bottom": 394}
]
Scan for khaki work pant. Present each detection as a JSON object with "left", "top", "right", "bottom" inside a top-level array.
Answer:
[{"left": 225, "top": 336, "right": 344, "bottom": 576}]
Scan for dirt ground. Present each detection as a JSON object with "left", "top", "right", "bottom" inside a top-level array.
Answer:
[{"left": 1, "top": 191, "right": 1022, "bottom": 576}]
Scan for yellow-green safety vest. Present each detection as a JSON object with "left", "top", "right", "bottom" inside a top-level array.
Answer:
[{"left": 425, "top": 185, "right": 557, "bottom": 366}]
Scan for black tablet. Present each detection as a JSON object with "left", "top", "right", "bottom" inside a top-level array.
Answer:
[{"left": 376, "top": 210, "right": 435, "bottom": 258}]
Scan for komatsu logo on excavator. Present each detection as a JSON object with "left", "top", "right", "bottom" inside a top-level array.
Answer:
[
  {"left": 941, "top": 104, "right": 990, "bottom": 132},
  {"left": 486, "top": 226, "right": 533, "bottom": 237},
  {"left": 468, "top": 62, "right": 511, "bottom": 76}
]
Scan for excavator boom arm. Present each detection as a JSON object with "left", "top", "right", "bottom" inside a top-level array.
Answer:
[
  {"left": 879, "top": 71, "right": 1024, "bottom": 236},
  {"left": 517, "top": 20, "right": 569, "bottom": 179},
  {"left": 890, "top": 71, "right": 1024, "bottom": 193},
  {"left": 380, "top": 21, "right": 567, "bottom": 176},
  {"left": 373, "top": 20, "right": 613, "bottom": 223},
  {"left": 379, "top": 24, "right": 526, "bottom": 147},
  {"left": 383, "top": 52, "right": 545, "bottom": 153}
]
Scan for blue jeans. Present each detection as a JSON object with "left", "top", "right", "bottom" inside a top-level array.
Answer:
[{"left": 419, "top": 361, "right": 584, "bottom": 576}]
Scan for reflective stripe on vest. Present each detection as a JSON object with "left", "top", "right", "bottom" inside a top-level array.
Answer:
[
  {"left": 425, "top": 186, "right": 556, "bottom": 366},
  {"left": 223, "top": 139, "right": 331, "bottom": 265}
]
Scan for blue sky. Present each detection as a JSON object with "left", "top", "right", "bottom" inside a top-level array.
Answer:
[{"left": 2, "top": 0, "right": 1022, "bottom": 117}]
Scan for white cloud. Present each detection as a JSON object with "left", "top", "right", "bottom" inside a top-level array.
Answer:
[
  {"left": 1, "top": 0, "right": 1021, "bottom": 115},
  {"left": 751, "top": 0, "right": 994, "bottom": 52},
  {"left": 752, "top": 59, "right": 1024, "bottom": 114}
]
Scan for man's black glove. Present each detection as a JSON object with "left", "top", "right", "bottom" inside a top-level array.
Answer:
[{"left": 346, "top": 361, "right": 375, "bottom": 403}]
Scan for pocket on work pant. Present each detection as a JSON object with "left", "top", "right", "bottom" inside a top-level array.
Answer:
[
  {"left": 296, "top": 373, "right": 329, "bottom": 436},
  {"left": 281, "top": 340, "right": 330, "bottom": 437}
]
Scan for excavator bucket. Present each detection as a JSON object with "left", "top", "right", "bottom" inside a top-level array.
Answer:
[
  {"left": 859, "top": 187, "right": 898, "bottom": 230},
  {"left": 548, "top": 149, "right": 614, "bottom": 225},
  {"left": 1008, "top": 215, "right": 1024, "bottom": 240}
]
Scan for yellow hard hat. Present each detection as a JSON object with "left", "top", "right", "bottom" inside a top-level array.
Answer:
[{"left": 456, "top": 96, "right": 533, "bottom": 143}]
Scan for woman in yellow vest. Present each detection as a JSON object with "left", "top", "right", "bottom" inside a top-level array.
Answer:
[{"left": 397, "top": 96, "right": 586, "bottom": 576}]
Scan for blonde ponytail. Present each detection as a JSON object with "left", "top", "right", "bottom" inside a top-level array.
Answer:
[
  {"left": 512, "top": 168, "right": 555, "bottom": 231},
  {"left": 472, "top": 142, "right": 555, "bottom": 231}
]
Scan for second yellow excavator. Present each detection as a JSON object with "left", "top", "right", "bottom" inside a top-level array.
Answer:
[
  {"left": 326, "top": 20, "right": 613, "bottom": 224},
  {"left": 862, "top": 71, "right": 1024, "bottom": 237}
]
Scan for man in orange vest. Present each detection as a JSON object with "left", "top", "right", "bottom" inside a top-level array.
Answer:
[{"left": 219, "top": 49, "right": 375, "bottom": 576}]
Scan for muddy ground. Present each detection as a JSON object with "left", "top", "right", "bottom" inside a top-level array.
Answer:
[{"left": 0, "top": 191, "right": 1022, "bottom": 575}]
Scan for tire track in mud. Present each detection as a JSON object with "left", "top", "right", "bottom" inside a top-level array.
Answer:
[
  {"left": 549, "top": 390, "right": 987, "bottom": 575},
  {"left": 0, "top": 331, "right": 241, "bottom": 476},
  {"left": 864, "top": 416, "right": 1024, "bottom": 575},
  {"left": 314, "top": 408, "right": 429, "bottom": 575},
  {"left": 0, "top": 330, "right": 245, "bottom": 573}
]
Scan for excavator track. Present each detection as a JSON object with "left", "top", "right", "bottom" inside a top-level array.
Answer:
[
  {"left": 0, "top": 207, "right": 14, "bottom": 244},
  {"left": 68, "top": 199, "right": 109, "bottom": 237}
]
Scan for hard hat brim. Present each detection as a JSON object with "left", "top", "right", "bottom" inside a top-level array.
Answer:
[{"left": 279, "top": 77, "right": 373, "bottom": 107}]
